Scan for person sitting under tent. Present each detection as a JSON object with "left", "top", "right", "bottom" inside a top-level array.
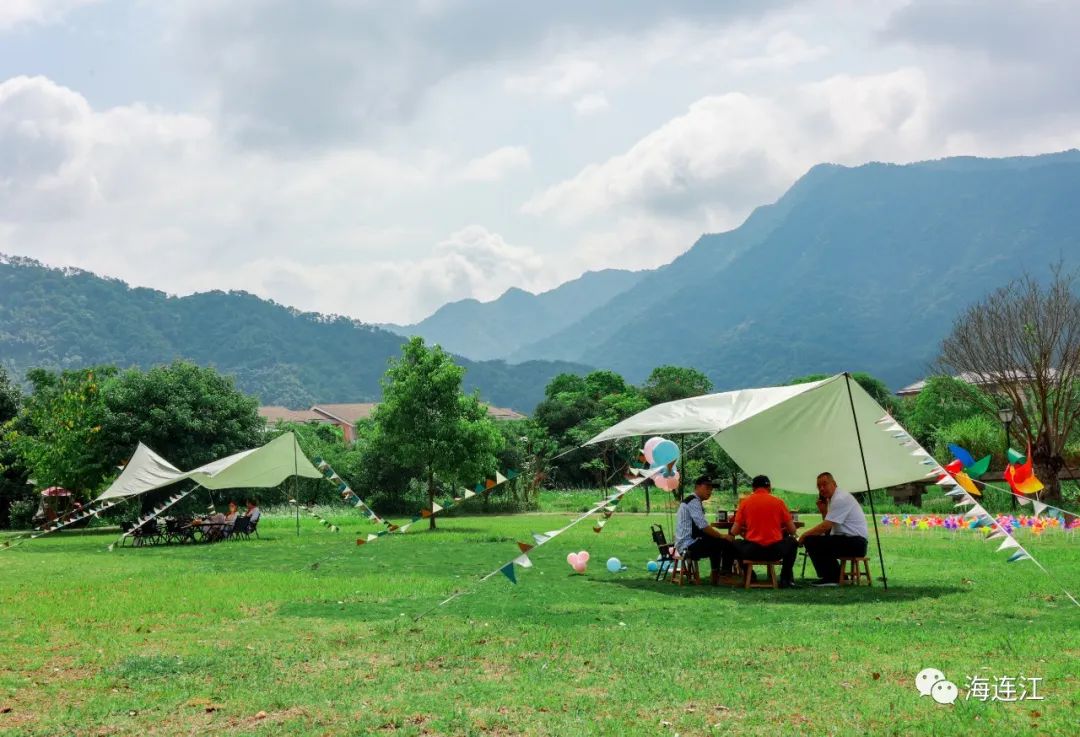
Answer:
[
  {"left": 798, "top": 472, "right": 869, "bottom": 587},
  {"left": 224, "top": 500, "right": 240, "bottom": 529},
  {"left": 730, "top": 475, "right": 798, "bottom": 588},
  {"left": 245, "top": 499, "right": 261, "bottom": 524},
  {"left": 674, "top": 475, "right": 738, "bottom": 585}
]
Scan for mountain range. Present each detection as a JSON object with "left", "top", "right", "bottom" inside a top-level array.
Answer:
[
  {"left": 398, "top": 150, "right": 1080, "bottom": 389},
  {"left": 2, "top": 150, "right": 1077, "bottom": 411}
]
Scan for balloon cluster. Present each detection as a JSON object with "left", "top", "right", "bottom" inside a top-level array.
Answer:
[{"left": 643, "top": 436, "right": 680, "bottom": 492}]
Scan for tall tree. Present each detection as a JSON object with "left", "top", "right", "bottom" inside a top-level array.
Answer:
[
  {"left": 0, "top": 366, "right": 26, "bottom": 527},
  {"left": 938, "top": 266, "right": 1080, "bottom": 502},
  {"left": 6, "top": 367, "right": 115, "bottom": 496},
  {"left": 98, "top": 360, "right": 264, "bottom": 471},
  {"left": 371, "top": 338, "right": 503, "bottom": 529},
  {"left": 642, "top": 366, "right": 713, "bottom": 405}
]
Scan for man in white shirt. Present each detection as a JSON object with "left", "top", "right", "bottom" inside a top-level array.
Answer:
[
  {"left": 674, "top": 475, "right": 738, "bottom": 585},
  {"left": 797, "top": 472, "right": 869, "bottom": 587}
]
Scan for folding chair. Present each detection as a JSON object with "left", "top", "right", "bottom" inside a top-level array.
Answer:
[
  {"left": 229, "top": 516, "right": 251, "bottom": 540},
  {"left": 650, "top": 524, "right": 676, "bottom": 581}
]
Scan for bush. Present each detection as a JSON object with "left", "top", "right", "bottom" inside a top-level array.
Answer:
[
  {"left": 932, "top": 415, "right": 1003, "bottom": 467},
  {"left": 9, "top": 498, "right": 35, "bottom": 530}
]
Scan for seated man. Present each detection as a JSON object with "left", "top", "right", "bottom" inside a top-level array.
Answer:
[
  {"left": 245, "top": 499, "right": 261, "bottom": 524},
  {"left": 730, "top": 475, "right": 798, "bottom": 588},
  {"left": 798, "top": 472, "right": 869, "bottom": 587},
  {"left": 674, "top": 475, "right": 738, "bottom": 585}
]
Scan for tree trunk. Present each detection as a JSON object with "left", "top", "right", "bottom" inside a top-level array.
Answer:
[
  {"left": 428, "top": 470, "right": 437, "bottom": 530},
  {"left": 1033, "top": 461, "right": 1062, "bottom": 504}
]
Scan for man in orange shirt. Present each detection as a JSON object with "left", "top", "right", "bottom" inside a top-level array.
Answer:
[{"left": 730, "top": 475, "right": 798, "bottom": 588}]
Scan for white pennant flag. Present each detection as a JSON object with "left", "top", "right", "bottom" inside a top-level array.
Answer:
[
  {"left": 938, "top": 476, "right": 958, "bottom": 487},
  {"left": 495, "top": 471, "right": 508, "bottom": 485},
  {"left": 996, "top": 537, "right": 1021, "bottom": 552},
  {"left": 532, "top": 532, "right": 550, "bottom": 545},
  {"left": 910, "top": 448, "right": 931, "bottom": 457},
  {"left": 397, "top": 523, "right": 412, "bottom": 534},
  {"left": 432, "top": 502, "right": 444, "bottom": 514},
  {"left": 1033, "top": 501, "right": 1047, "bottom": 517},
  {"left": 875, "top": 415, "right": 891, "bottom": 425},
  {"left": 985, "top": 528, "right": 1006, "bottom": 541},
  {"left": 366, "top": 534, "right": 378, "bottom": 542},
  {"left": 513, "top": 554, "right": 533, "bottom": 568},
  {"left": 463, "top": 490, "right": 476, "bottom": 499},
  {"left": 1015, "top": 494, "right": 1031, "bottom": 506},
  {"left": 544, "top": 529, "right": 562, "bottom": 538},
  {"left": 615, "top": 484, "right": 633, "bottom": 494}
]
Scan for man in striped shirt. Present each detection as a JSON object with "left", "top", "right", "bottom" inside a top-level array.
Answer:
[{"left": 675, "top": 475, "right": 738, "bottom": 585}]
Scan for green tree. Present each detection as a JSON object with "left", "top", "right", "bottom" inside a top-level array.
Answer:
[
  {"left": 642, "top": 366, "right": 713, "bottom": 405},
  {"left": 0, "top": 366, "right": 26, "bottom": 527},
  {"left": 6, "top": 367, "right": 115, "bottom": 496},
  {"left": 98, "top": 360, "right": 264, "bottom": 471},
  {"left": 903, "top": 375, "right": 990, "bottom": 447},
  {"left": 370, "top": 338, "right": 503, "bottom": 529}
]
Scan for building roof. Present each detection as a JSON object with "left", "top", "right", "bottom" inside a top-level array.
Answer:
[{"left": 896, "top": 369, "right": 1060, "bottom": 396}]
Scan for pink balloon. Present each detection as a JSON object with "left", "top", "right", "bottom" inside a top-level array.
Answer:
[
  {"left": 643, "top": 436, "right": 665, "bottom": 465},
  {"left": 654, "top": 471, "right": 680, "bottom": 492},
  {"left": 567, "top": 551, "right": 589, "bottom": 573},
  {"left": 579, "top": 550, "right": 590, "bottom": 562}
]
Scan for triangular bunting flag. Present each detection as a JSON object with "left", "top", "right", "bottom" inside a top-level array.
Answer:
[
  {"left": 355, "top": 537, "right": 366, "bottom": 546},
  {"left": 875, "top": 415, "right": 891, "bottom": 425},
  {"left": 1016, "top": 494, "right": 1032, "bottom": 506},
  {"left": 532, "top": 532, "right": 550, "bottom": 545},
  {"left": 996, "top": 537, "right": 1020, "bottom": 552},
  {"left": 517, "top": 541, "right": 534, "bottom": 553},
  {"left": 463, "top": 490, "right": 477, "bottom": 499},
  {"left": 506, "top": 470, "right": 519, "bottom": 480},
  {"left": 544, "top": 530, "right": 562, "bottom": 538},
  {"left": 499, "top": 563, "right": 517, "bottom": 584},
  {"left": 1006, "top": 551, "right": 1030, "bottom": 563},
  {"left": 1033, "top": 501, "right": 1047, "bottom": 517},
  {"left": 432, "top": 502, "right": 444, "bottom": 514},
  {"left": 985, "top": 529, "right": 1006, "bottom": 541},
  {"left": 421, "top": 509, "right": 432, "bottom": 518},
  {"left": 513, "top": 554, "right": 533, "bottom": 569},
  {"left": 615, "top": 484, "right": 633, "bottom": 494},
  {"left": 398, "top": 523, "right": 413, "bottom": 533},
  {"left": 366, "top": 534, "right": 378, "bottom": 542},
  {"left": 495, "top": 471, "right": 508, "bottom": 485},
  {"left": 387, "top": 524, "right": 400, "bottom": 532}
]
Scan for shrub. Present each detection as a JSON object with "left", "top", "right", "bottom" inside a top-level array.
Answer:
[{"left": 9, "top": 499, "right": 35, "bottom": 530}]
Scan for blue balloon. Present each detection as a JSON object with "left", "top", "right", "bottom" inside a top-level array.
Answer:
[
  {"left": 646, "top": 560, "right": 660, "bottom": 572},
  {"left": 651, "top": 439, "right": 680, "bottom": 468},
  {"left": 607, "top": 557, "right": 622, "bottom": 573}
]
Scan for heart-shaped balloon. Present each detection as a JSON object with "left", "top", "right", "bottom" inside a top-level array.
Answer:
[
  {"left": 654, "top": 471, "right": 680, "bottom": 491},
  {"left": 566, "top": 551, "right": 589, "bottom": 573}
]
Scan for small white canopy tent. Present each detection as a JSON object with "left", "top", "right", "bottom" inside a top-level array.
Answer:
[
  {"left": 585, "top": 373, "right": 927, "bottom": 588},
  {"left": 95, "top": 432, "right": 322, "bottom": 502}
]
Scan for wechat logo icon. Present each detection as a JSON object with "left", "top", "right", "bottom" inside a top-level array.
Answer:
[{"left": 916, "top": 668, "right": 958, "bottom": 705}]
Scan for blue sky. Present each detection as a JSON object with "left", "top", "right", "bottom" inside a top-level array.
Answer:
[{"left": 2, "top": 1, "right": 1078, "bottom": 322}]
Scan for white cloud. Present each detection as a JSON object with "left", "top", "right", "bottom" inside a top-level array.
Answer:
[
  {"left": 0, "top": 0, "right": 99, "bottom": 30},
  {"left": 573, "top": 93, "right": 609, "bottom": 116},
  {"left": 459, "top": 146, "right": 531, "bottom": 182},
  {"left": 523, "top": 69, "right": 935, "bottom": 227}
]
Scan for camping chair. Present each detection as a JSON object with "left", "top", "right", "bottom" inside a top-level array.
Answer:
[
  {"left": 247, "top": 515, "right": 261, "bottom": 539},
  {"left": 164, "top": 517, "right": 195, "bottom": 545},
  {"left": 229, "top": 516, "right": 251, "bottom": 540},
  {"left": 650, "top": 524, "right": 676, "bottom": 581},
  {"left": 131, "top": 518, "right": 163, "bottom": 547}
]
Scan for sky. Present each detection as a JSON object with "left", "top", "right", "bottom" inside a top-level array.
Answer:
[{"left": 2, "top": 0, "right": 1079, "bottom": 324}]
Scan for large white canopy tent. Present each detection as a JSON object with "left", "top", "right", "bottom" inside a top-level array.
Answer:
[
  {"left": 585, "top": 373, "right": 930, "bottom": 588},
  {"left": 95, "top": 432, "right": 322, "bottom": 502}
]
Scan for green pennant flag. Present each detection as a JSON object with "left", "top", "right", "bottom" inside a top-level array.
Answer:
[
  {"left": 506, "top": 469, "right": 519, "bottom": 480},
  {"left": 474, "top": 483, "right": 485, "bottom": 493},
  {"left": 499, "top": 563, "right": 517, "bottom": 584}
]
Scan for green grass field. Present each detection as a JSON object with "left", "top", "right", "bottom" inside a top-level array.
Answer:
[{"left": 2, "top": 508, "right": 1078, "bottom": 736}]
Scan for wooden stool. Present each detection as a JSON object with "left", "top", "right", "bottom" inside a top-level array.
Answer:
[
  {"left": 742, "top": 560, "right": 780, "bottom": 590},
  {"left": 671, "top": 555, "right": 700, "bottom": 585},
  {"left": 839, "top": 557, "right": 872, "bottom": 586}
]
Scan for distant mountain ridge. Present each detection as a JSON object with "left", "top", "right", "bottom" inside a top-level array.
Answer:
[
  {"left": 507, "top": 150, "right": 1080, "bottom": 389},
  {"left": 0, "top": 255, "right": 592, "bottom": 412},
  {"left": 386, "top": 268, "right": 645, "bottom": 360}
]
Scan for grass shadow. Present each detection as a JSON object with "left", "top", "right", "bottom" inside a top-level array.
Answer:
[{"left": 590, "top": 576, "right": 967, "bottom": 604}]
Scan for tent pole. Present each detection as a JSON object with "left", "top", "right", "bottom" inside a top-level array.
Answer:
[
  {"left": 844, "top": 373, "right": 889, "bottom": 590},
  {"left": 293, "top": 432, "right": 300, "bottom": 538}
]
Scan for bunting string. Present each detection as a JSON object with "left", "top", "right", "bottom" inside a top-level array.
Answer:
[{"left": 2, "top": 497, "right": 129, "bottom": 551}]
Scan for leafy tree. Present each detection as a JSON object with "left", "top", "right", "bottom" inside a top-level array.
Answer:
[
  {"left": 370, "top": 338, "right": 503, "bottom": 529},
  {"left": 0, "top": 366, "right": 26, "bottom": 527},
  {"left": 642, "top": 366, "right": 713, "bottom": 405},
  {"left": 98, "top": 360, "right": 264, "bottom": 471},
  {"left": 938, "top": 266, "right": 1080, "bottom": 501},
  {"left": 932, "top": 416, "right": 1003, "bottom": 469},
  {"left": 6, "top": 367, "right": 115, "bottom": 496},
  {"left": 903, "top": 376, "right": 989, "bottom": 447}
]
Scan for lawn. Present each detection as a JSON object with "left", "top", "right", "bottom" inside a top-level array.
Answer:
[{"left": 1, "top": 507, "right": 1077, "bottom": 737}]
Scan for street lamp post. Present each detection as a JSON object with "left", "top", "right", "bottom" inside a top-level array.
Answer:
[{"left": 997, "top": 406, "right": 1016, "bottom": 510}]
